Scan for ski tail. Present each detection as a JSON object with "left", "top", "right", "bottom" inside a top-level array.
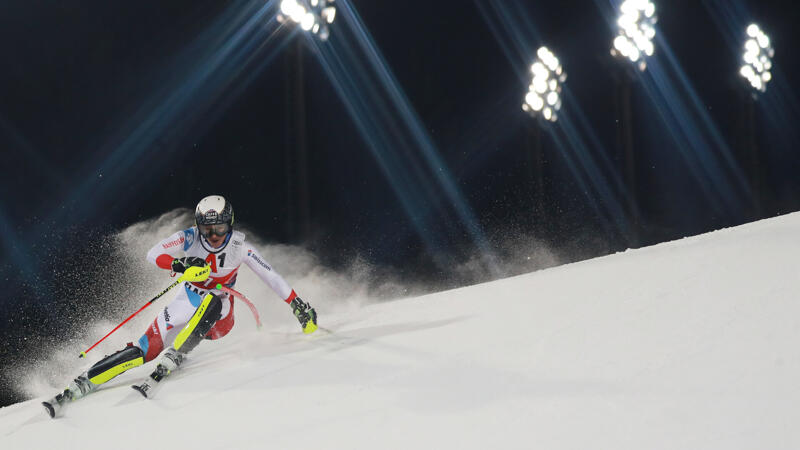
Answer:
[{"left": 132, "top": 347, "right": 184, "bottom": 399}]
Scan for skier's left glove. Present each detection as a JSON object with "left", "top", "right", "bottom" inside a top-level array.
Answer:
[
  {"left": 171, "top": 256, "right": 207, "bottom": 274},
  {"left": 290, "top": 297, "right": 317, "bottom": 334}
]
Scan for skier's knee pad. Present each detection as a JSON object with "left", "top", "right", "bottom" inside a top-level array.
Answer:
[
  {"left": 172, "top": 293, "right": 222, "bottom": 354},
  {"left": 87, "top": 345, "right": 145, "bottom": 385}
]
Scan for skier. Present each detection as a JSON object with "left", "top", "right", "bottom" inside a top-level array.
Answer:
[{"left": 43, "top": 195, "right": 317, "bottom": 417}]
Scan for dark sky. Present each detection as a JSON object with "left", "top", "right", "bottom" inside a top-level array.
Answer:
[
  {"left": 1, "top": 0, "right": 798, "bottom": 247},
  {"left": 1, "top": 0, "right": 799, "bottom": 405}
]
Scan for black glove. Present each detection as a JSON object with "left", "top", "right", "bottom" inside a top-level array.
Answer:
[
  {"left": 290, "top": 297, "right": 317, "bottom": 333},
  {"left": 171, "top": 256, "right": 207, "bottom": 274}
]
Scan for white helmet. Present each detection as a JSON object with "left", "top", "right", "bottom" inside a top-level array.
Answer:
[{"left": 195, "top": 195, "right": 234, "bottom": 237}]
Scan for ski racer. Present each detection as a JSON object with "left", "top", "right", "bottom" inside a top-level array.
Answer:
[{"left": 43, "top": 195, "right": 317, "bottom": 417}]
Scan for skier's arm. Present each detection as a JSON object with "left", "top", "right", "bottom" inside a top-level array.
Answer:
[
  {"left": 146, "top": 230, "right": 192, "bottom": 270},
  {"left": 244, "top": 247, "right": 317, "bottom": 333},
  {"left": 242, "top": 247, "right": 296, "bottom": 303}
]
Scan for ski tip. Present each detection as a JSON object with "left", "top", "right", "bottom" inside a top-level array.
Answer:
[
  {"left": 131, "top": 385, "right": 149, "bottom": 399},
  {"left": 79, "top": 351, "right": 86, "bottom": 359},
  {"left": 42, "top": 401, "right": 56, "bottom": 419}
]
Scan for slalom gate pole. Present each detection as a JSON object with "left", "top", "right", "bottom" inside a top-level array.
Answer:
[
  {"left": 215, "top": 284, "right": 263, "bottom": 329},
  {"left": 78, "top": 265, "right": 211, "bottom": 358}
]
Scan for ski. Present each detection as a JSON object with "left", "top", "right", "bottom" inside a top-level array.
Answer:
[
  {"left": 132, "top": 365, "right": 168, "bottom": 398},
  {"left": 132, "top": 349, "right": 184, "bottom": 399},
  {"left": 42, "top": 392, "right": 67, "bottom": 419}
]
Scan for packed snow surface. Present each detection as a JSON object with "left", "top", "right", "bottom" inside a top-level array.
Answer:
[{"left": 2, "top": 213, "right": 800, "bottom": 449}]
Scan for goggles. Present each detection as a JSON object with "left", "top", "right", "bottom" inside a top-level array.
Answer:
[{"left": 198, "top": 223, "right": 231, "bottom": 238}]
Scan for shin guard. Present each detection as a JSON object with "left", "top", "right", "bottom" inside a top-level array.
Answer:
[
  {"left": 87, "top": 345, "right": 145, "bottom": 385},
  {"left": 172, "top": 294, "right": 222, "bottom": 354}
]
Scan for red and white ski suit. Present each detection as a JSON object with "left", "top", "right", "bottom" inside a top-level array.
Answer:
[{"left": 136, "top": 227, "right": 297, "bottom": 362}]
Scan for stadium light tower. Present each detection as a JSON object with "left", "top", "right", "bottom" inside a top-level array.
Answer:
[
  {"left": 608, "top": 0, "right": 655, "bottom": 245},
  {"left": 522, "top": 46, "right": 567, "bottom": 123},
  {"left": 739, "top": 23, "right": 774, "bottom": 93},
  {"left": 737, "top": 23, "right": 773, "bottom": 218},
  {"left": 278, "top": 0, "right": 337, "bottom": 41},
  {"left": 279, "top": 0, "right": 337, "bottom": 236},
  {"left": 521, "top": 47, "right": 564, "bottom": 233},
  {"left": 610, "top": 0, "right": 657, "bottom": 71}
]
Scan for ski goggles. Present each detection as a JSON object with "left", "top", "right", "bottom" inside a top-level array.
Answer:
[{"left": 198, "top": 223, "right": 231, "bottom": 238}]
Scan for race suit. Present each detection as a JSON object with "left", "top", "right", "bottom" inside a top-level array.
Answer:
[{"left": 136, "top": 227, "right": 297, "bottom": 362}]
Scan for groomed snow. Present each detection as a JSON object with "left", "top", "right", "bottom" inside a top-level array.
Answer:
[{"left": 2, "top": 212, "right": 800, "bottom": 449}]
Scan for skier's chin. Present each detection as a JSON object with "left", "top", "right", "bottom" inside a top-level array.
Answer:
[{"left": 207, "top": 236, "right": 225, "bottom": 248}]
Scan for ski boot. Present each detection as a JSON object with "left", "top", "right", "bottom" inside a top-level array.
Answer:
[
  {"left": 42, "top": 374, "right": 95, "bottom": 418},
  {"left": 43, "top": 344, "right": 144, "bottom": 418},
  {"left": 132, "top": 347, "right": 184, "bottom": 398}
]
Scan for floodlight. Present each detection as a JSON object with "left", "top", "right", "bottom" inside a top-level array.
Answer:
[
  {"left": 533, "top": 77, "right": 547, "bottom": 94},
  {"left": 523, "top": 46, "right": 567, "bottom": 123},
  {"left": 322, "top": 7, "right": 336, "bottom": 24},
  {"left": 739, "top": 23, "right": 773, "bottom": 93},
  {"left": 301, "top": 12, "right": 315, "bottom": 31},
  {"left": 610, "top": 0, "right": 657, "bottom": 71},
  {"left": 278, "top": 0, "right": 337, "bottom": 41}
]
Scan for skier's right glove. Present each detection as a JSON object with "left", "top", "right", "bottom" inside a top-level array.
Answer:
[
  {"left": 290, "top": 297, "right": 318, "bottom": 334},
  {"left": 171, "top": 256, "right": 207, "bottom": 274}
]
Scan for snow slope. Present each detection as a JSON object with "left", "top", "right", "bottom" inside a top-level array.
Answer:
[{"left": 2, "top": 213, "right": 800, "bottom": 449}]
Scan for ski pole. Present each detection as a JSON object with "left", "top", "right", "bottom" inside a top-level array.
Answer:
[
  {"left": 79, "top": 265, "right": 211, "bottom": 358},
  {"left": 215, "top": 284, "right": 262, "bottom": 329}
]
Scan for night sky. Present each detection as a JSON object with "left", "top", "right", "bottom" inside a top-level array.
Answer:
[{"left": 1, "top": 0, "right": 799, "bottom": 406}]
